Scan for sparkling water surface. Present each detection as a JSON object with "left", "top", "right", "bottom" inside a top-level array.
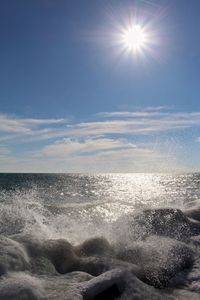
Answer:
[
  {"left": 0, "top": 173, "right": 200, "bottom": 239},
  {"left": 0, "top": 173, "right": 200, "bottom": 299}
]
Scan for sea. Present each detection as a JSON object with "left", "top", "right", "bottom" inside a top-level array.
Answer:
[{"left": 0, "top": 173, "right": 200, "bottom": 299}]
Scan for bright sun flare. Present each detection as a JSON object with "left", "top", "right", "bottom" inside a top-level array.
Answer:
[{"left": 122, "top": 24, "right": 148, "bottom": 53}]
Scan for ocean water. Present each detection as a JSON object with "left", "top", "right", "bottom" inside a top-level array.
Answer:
[{"left": 0, "top": 173, "right": 200, "bottom": 299}]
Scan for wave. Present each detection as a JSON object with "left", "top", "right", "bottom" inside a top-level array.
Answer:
[
  {"left": 0, "top": 204, "right": 200, "bottom": 299},
  {"left": 0, "top": 174, "right": 200, "bottom": 299}
]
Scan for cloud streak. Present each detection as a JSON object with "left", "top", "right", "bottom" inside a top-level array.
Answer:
[
  {"left": 0, "top": 139, "right": 180, "bottom": 173},
  {"left": 0, "top": 109, "right": 200, "bottom": 172},
  {"left": 38, "top": 138, "right": 135, "bottom": 158},
  {"left": 0, "top": 114, "right": 65, "bottom": 134},
  {"left": 1, "top": 110, "right": 200, "bottom": 144}
]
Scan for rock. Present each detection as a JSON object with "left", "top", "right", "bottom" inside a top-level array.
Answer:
[
  {"left": 75, "top": 237, "right": 114, "bottom": 257},
  {"left": 80, "top": 268, "right": 200, "bottom": 299},
  {"left": 11, "top": 234, "right": 44, "bottom": 258},
  {"left": 115, "top": 208, "right": 200, "bottom": 243},
  {"left": 30, "top": 256, "right": 57, "bottom": 275},
  {"left": 81, "top": 268, "right": 166, "bottom": 300},
  {"left": 79, "top": 256, "right": 142, "bottom": 279},
  {"left": 0, "top": 236, "right": 29, "bottom": 275},
  {"left": 117, "top": 236, "right": 194, "bottom": 288},
  {"left": 136, "top": 208, "right": 199, "bottom": 240},
  {"left": 81, "top": 268, "right": 125, "bottom": 300},
  {"left": 0, "top": 272, "right": 46, "bottom": 300},
  {"left": 41, "top": 238, "right": 142, "bottom": 279},
  {"left": 184, "top": 207, "right": 200, "bottom": 222},
  {"left": 11, "top": 235, "right": 59, "bottom": 275},
  {"left": 44, "top": 272, "right": 93, "bottom": 300},
  {"left": 190, "top": 235, "right": 200, "bottom": 246},
  {"left": 43, "top": 239, "right": 80, "bottom": 274}
]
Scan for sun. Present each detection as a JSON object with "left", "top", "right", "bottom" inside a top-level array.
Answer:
[{"left": 121, "top": 24, "right": 149, "bottom": 53}]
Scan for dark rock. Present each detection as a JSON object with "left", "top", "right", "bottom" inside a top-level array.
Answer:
[
  {"left": 115, "top": 208, "right": 200, "bottom": 243},
  {"left": 117, "top": 236, "right": 194, "bottom": 288},
  {"left": 79, "top": 256, "right": 142, "bottom": 279},
  {"left": 81, "top": 268, "right": 164, "bottom": 300},
  {"left": 43, "top": 239, "right": 80, "bottom": 274},
  {"left": 184, "top": 207, "right": 200, "bottom": 222},
  {"left": 75, "top": 237, "right": 114, "bottom": 257},
  {"left": 11, "top": 234, "right": 44, "bottom": 258},
  {"left": 0, "top": 236, "right": 30, "bottom": 275},
  {"left": 0, "top": 273, "right": 46, "bottom": 300}
]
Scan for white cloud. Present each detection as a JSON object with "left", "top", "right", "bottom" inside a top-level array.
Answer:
[
  {"left": 65, "top": 112, "right": 200, "bottom": 138},
  {"left": 38, "top": 138, "right": 135, "bottom": 158},
  {"left": 0, "top": 114, "right": 65, "bottom": 134},
  {"left": 1, "top": 109, "right": 200, "bottom": 172},
  {"left": 2, "top": 110, "right": 200, "bottom": 144},
  {"left": 0, "top": 141, "right": 182, "bottom": 173},
  {"left": 96, "top": 110, "right": 169, "bottom": 118}
]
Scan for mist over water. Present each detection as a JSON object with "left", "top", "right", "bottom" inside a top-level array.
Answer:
[{"left": 0, "top": 173, "right": 200, "bottom": 299}]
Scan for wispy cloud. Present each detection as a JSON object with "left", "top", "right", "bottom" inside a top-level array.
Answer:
[
  {"left": 96, "top": 111, "right": 164, "bottom": 118},
  {"left": 0, "top": 139, "right": 181, "bottom": 173},
  {"left": 1, "top": 109, "right": 200, "bottom": 172},
  {"left": 96, "top": 106, "right": 173, "bottom": 118},
  {"left": 2, "top": 110, "right": 200, "bottom": 144},
  {"left": 0, "top": 114, "right": 65, "bottom": 134},
  {"left": 66, "top": 111, "right": 200, "bottom": 138},
  {"left": 38, "top": 137, "right": 136, "bottom": 158}
]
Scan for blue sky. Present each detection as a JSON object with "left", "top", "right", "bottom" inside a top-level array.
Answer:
[{"left": 1, "top": 0, "right": 200, "bottom": 172}]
